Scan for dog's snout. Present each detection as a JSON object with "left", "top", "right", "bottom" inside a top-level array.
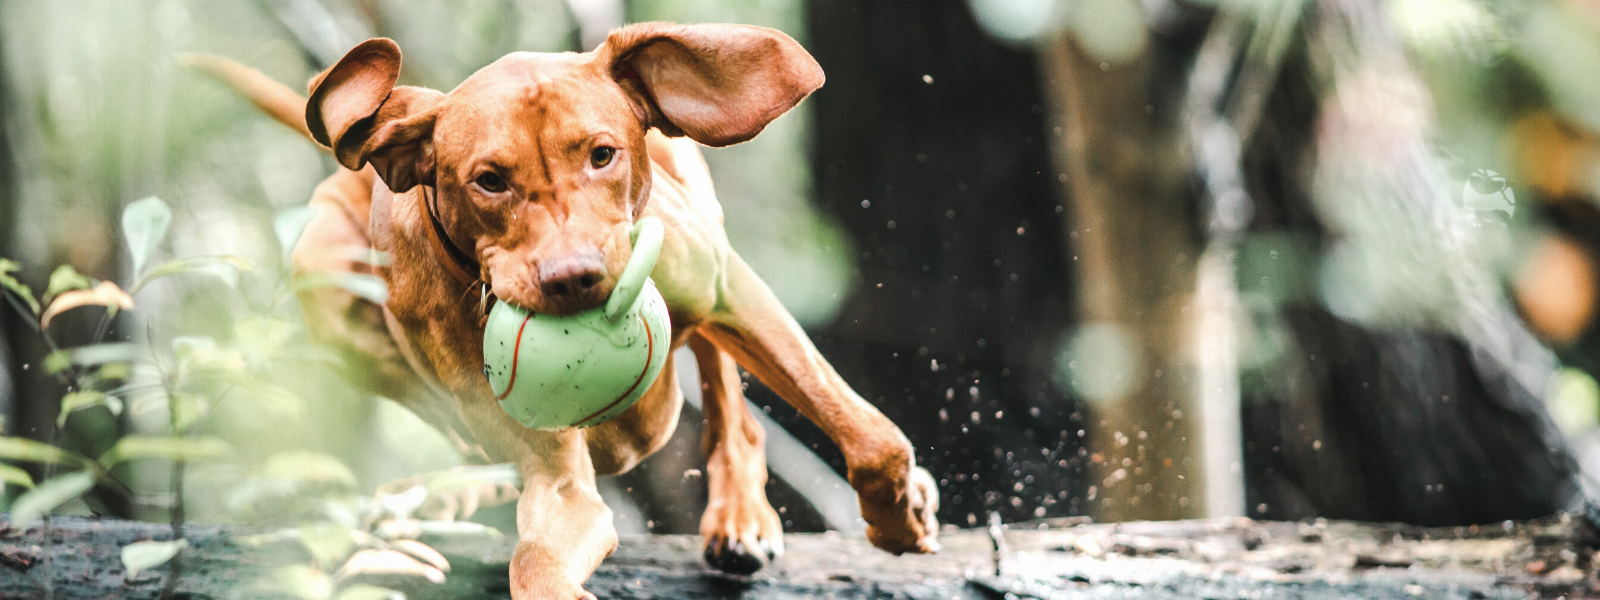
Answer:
[{"left": 537, "top": 249, "right": 606, "bottom": 301}]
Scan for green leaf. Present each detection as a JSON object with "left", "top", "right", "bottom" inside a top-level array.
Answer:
[
  {"left": 261, "top": 564, "right": 333, "bottom": 600},
  {"left": 0, "top": 463, "right": 34, "bottom": 490},
  {"left": 421, "top": 463, "right": 521, "bottom": 494},
  {"left": 275, "top": 206, "right": 318, "bottom": 261},
  {"left": 335, "top": 548, "right": 445, "bottom": 583},
  {"left": 336, "top": 584, "right": 404, "bottom": 600},
  {"left": 225, "top": 478, "right": 300, "bottom": 516},
  {"left": 10, "top": 471, "right": 94, "bottom": 526},
  {"left": 0, "top": 258, "right": 39, "bottom": 315},
  {"left": 299, "top": 522, "right": 355, "bottom": 569},
  {"left": 235, "top": 316, "right": 297, "bottom": 365},
  {"left": 168, "top": 392, "right": 207, "bottom": 432},
  {"left": 131, "top": 254, "right": 255, "bottom": 293},
  {"left": 122, "top": 196, "right": 172, "bottom": 274},
  {"left": 414, "top": 520, "right": 504, "bottom": 539},
  {"left": 93, "top": 362, "right": 132, "bottom": 383},
  {"left": 262, "top": 451, "right": 357, "bottom": 489},
  {"left": 293, "top": 272, "right": 389, "bottom": 305},
  {"left": 0, "top": 437, "right": 94, "bottom": 470},
  {"left": 377, "top": 485, "right": 428, "bottom": 520},
  {"left": 238, "top": 380, "right": 303, "bottom": 419},
  {"left": 171, "top": 336, "right": 246, "bottom": 379},
  {"left": 40, "top": 281, "right": 135, "bottom": 330},
  {"left": 99, "top": 436, "right": 230, "bottom": 468},
  {"left": 43, "top": 265, "right": 93, "bottom": 304},
  {"left": 298, "top": 346, "right": 346, "bottom": 369},
  {"left": 58, "top": 390, "right": 119, "bottom": 427},
  {"left": 388, "top": 539, "right": 450, "bottom": 573},
  {"left": 233, "top": 527, "right": 301, "bottom": 548},
  {"left": 121, "top": 538, "right": 187, "bottom": 578},
  {"left": 43, "top": 352, "right": 71, "bottom": 374},
  {"left": 45, "top": 343, "right": 138, "bottom": 374}
]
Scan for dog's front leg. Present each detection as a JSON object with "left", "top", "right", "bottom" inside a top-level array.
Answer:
[
  {"left": 689, "top": 332, "right": 784, "bottom": 573},
  {"left": 505, "top": 428, "right": 616, "bottom": 600},
  {"left": 698, "top": 254, "right": 940, "bottom": 555}
]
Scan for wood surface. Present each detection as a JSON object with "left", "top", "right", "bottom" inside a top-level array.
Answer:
[{"left": 4, "top": 514, "right": 1596, "bottom": 599}]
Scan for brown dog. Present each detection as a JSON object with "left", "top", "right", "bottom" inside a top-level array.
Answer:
[{"left": 195, "top": 22, "right": 939, "bottom": 598}]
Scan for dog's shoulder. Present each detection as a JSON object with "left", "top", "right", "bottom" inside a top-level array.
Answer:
[
  {"left": 644, "top": 130, "right": 712, "bottom": 192},
  {"left": 644, "top": 130, "right": 723, "bottom": 223}
]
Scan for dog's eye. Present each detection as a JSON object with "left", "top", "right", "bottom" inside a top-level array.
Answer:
[
  {"left": 475, "top": 172, "right": 508, "bottom": 193},
  {"left": 590, "top": 146, "right": 616, "bottom": 169}
]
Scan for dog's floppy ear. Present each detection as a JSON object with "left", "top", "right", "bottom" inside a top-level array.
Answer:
[
  {"left": 306, "top": 38, "right": 442, "bottom": 192},
  {"left": 600, "top": 23, "right": 824, "bottom": 147}
]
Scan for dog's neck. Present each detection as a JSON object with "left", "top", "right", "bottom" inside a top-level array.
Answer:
[
  {"left": 422, "top": 185, "right": 481, "bottom": 287},
  {"left": 420, "top": 185, "right": 495, "bottom": 325}
]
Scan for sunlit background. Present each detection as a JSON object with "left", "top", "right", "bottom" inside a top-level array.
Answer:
[{"left": 4, "top": 0, "right": 1600, "bottom": 563}]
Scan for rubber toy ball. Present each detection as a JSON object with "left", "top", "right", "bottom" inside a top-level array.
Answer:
[{"left": 483, "top": 216, "right": 671, "bottom": 430}]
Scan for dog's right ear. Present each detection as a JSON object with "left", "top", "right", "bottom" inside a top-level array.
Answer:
[{"left": 306, "top": 39, "right": 442, "bottom": 193}]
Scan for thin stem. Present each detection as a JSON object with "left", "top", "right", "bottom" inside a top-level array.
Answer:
[
  {"left": 159, "top": 456, "right": 184, "bottom": 600},
  {"left": 90, "top": 309, "right": 114, "bottom": 346},
  {"left": 160, "top": 370, "right": 184, "bottom": 600},
  {"left": 2, "top": 292, "right": 38, "bottom": 331}
]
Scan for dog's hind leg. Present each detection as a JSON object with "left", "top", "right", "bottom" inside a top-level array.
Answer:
[
  {"left": 688, "top": 331, "right": 784, "bottom": 574},
  {"left": 582, "top": 349, "right": 683, "bottom": 476},
  {"left": 292, "top": 169, "right": 478, "bottom": 453},
  {"left": 697, "top": 254, "right": 940, "bottom": 556}
]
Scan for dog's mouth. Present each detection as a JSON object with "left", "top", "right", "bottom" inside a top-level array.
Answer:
[
  {"left": 492, "top": 277, "right": 615, "bottom": 317},
  {"left": 535, "top": 284, "right": 612, "bottom": 316}
]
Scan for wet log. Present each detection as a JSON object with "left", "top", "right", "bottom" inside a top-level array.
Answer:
[{"left": 3, "top": 514, "right": 1597, "bottom": 599}]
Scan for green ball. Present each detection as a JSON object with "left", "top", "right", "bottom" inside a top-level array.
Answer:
[
  {"left": 482, "top": 216, "right": 671, "bottom": 430},
  {"left": 482, "top": 280, "right": 671, "bottom": 430}
]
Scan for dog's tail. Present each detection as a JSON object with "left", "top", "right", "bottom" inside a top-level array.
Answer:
[{"left": 181, "top": 54, "right": 316, "bottom": 143}]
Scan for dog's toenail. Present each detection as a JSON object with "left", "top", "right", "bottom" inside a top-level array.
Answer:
[{"left": 704, "top": 536, "right": 765, "bottom": 575}]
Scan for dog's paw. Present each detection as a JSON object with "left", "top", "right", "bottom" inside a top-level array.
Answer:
[
  {"left": 860, "top": 464, "right": 941, "bottom": 555},
  {"left": 703, "top": 534, "right": 779, "bottom": 575},
  {"left": 699, "top": 478, "right": 784, "bottom": 575},
  {"left": 515, "top": 584, "right": 596, "bottom": 600}
]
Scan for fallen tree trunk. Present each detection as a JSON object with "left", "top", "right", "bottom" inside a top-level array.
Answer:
[{"left": 3, "top": 514, "right": 1597, "bottom": 599}]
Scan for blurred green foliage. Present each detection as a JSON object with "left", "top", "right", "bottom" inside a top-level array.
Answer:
[{"left": 0, "top": 1, "right": 841, "bottom": 586}]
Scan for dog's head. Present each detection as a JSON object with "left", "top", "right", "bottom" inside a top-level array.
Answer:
[{"left": 305, "top": 23, "right": 823, "bottom": 315}]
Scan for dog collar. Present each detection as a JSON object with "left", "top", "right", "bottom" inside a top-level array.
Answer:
[{"left": 422, "top": 185, "right": 495, "bottom": 323}]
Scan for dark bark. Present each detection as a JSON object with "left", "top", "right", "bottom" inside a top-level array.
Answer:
[
  {"left": 1244, "top": 307, "right": 1578, "bottom": 524},
  {"left": 0, "top": 10, "right": 37, "bottom": 442}
]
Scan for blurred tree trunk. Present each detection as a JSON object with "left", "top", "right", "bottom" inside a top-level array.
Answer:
[
  {"left": 1034, "top": 33, "right": 1208, "bottom": 520},
  {"left": 0, "top": 18, "right": 20, "bottom": 440},
  {"left": 1217, "top": 0, "right": 1579, "bottom": 524},
  {"left": 0, "top": 12, "right": 57, "bottom": 448}
]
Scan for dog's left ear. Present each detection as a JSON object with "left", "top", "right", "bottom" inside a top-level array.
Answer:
[{"left": 600, "top": 23, "right": 824, "bottom": 147}]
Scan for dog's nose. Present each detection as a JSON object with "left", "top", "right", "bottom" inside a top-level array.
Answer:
[{"left": 537, "top": 249, "right": 606, "bottom": 301}]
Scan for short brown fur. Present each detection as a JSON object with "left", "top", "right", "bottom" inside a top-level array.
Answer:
[{"left": 193, "top": 22, "right": 938, "bottom": 599}]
